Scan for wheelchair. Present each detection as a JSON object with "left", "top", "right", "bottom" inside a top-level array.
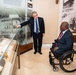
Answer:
[{"left": 49, "top": 45, "right": 76, "bottom": 72}]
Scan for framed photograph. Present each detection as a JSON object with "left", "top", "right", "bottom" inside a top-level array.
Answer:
[
  {"left": 28, "top": 3, "right": 33, "bottom": 8},
  {"left": 61, "top": 0, "right": 76, "bottom": 32}
]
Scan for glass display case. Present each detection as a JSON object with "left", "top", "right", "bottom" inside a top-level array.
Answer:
[
  {"left": 0, "top": 18, "right": 20, "bottom": 75},
  {"left": 19, "top": 0, "right": 33, "bottom": 53},
  {"left": 0, "top": 0, "right": 33, "bottom": 74},
  {"left": 0, "top": 0, "right": 33, "bottom": 54}
]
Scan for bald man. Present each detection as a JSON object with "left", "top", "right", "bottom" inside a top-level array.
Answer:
[{"left": 51, "top": 22, "right": 74, "bottom": 58}]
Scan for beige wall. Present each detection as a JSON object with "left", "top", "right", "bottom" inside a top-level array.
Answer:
[{"left": 33, "top": 0, "right": 60, "bottom": 43}]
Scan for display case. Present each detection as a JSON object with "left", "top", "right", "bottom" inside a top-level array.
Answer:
[
  {"left": 19, "top": 0, "right": 33, "bottom": 53},
  {"left": 0, "top": 18, "right": 20, "bottom": 75},
  {"left": 0, "top": 0, "right": 33, "bottom": 54},
  {"left": 0, "top": 0, "right": 34, "bottom": 74}
]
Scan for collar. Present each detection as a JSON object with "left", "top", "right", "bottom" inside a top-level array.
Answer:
[{"left": 62, "top": 29, "right": 68, "bottom": 34}]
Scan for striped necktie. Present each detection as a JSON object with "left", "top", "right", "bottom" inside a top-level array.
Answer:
[{"left": 58, "top": 32, "right": 63, "bottom": 39}]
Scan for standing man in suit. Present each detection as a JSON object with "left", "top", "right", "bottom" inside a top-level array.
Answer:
[
  {"left": 16, "top": 11, "right": 45, "bottom": 54},
  {"left": 51, "top": 22, "right": 73, "bottom": 57}
]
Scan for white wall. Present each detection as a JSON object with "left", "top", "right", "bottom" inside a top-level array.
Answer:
[{"left": 33, "top": 0, "right": 60, "bottom": 43}]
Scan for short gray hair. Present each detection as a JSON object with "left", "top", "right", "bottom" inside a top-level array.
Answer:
[{"left": 32, "top": 11, "right": 37, "bottom": 14}]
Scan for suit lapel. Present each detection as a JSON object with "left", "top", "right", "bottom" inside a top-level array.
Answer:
[{"left": 32, "top": 18, "right": 34, "bottom": 29}]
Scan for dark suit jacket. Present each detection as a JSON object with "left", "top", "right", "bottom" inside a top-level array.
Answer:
[
  {"left": 56, "top": 30, "right": 74, "bottom": 54},
  {"left": 20, "top": 17, "right": 45, "bottom": 36}
]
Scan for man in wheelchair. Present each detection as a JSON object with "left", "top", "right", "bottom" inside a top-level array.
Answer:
[
  {"left": 51, "top": 22, "right": 73, "bottom": 58},
  {"left": 49, "top": 22, "right": 75, "bottom": 72}
]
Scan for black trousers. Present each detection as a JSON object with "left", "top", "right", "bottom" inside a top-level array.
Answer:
[{"left": 33, "top": 32, "right": 43, "bottom": 52}]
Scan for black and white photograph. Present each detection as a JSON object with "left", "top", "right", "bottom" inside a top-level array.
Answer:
[
  {"left": 62, "top": 0, "right": 76, "bottom": 32},
  {"left": 0, "top": 0, "right": 26, "bottom": 43},
  {"left": 63, "top": 0, "right": 74, "bottom": 8}
]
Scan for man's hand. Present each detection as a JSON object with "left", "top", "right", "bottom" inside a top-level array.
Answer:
[
  {"left": 15, "top": 25, "right": 21, "bottom": 28},
  {"left": 54, "top": 47, "right": 58, "bottom": 51},
  {"left": 43, "top": 33, "right": 45, "bottom": 36}
]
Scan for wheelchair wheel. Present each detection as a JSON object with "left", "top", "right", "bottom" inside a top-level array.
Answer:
[{"left": 59, "top": 50, "right": 76, "bottom": 72}]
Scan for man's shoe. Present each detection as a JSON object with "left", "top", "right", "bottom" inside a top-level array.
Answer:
[
  {"left": 34, "top": 51, "right": 37, "bottom": 54},
  {"left": 38, "top": 52, "right": 42, "bottom": 54}
]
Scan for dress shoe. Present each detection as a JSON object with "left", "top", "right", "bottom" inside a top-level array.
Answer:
[
  {"left": 38, "top": 52, "right": 42, "bottom": 54},
  {"left": 34, "top": 51, "right": 37, "bottom": 54}
]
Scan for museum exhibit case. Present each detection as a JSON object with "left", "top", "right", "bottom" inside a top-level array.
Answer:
[
  {"left": 19, "top": 0, "right": 33, "bottom": 53},
  {"left": 0, "top": 0, "right": 33, "bottom": 54},
  {"left": 0, "top": 0, "right": 34, "bottom": 73},
  {"left": 0, "top": 18, "right": 20, "bottom": 75}
]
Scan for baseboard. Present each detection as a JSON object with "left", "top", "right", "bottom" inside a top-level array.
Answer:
[{"left": 42, "top": 44, "right": 52, "bottom": 48}]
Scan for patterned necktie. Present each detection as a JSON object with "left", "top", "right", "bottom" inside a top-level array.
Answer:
[
  {"left": 58, "top": 32, "right": 63, "bottom": 40},
  {"left": 36, "top": 19, "right": 38, "bottom": 34}
]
